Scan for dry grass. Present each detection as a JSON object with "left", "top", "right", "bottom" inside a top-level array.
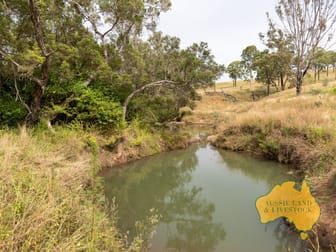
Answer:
[
  {"left": 0, "top": 126, "right": 124, "bottom": 251},
  {"left": 211, "top": 82, "right": 336, "bottom": 174}
]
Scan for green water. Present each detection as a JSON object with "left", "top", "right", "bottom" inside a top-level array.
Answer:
[{"left": 104, "top": 144, "right": 308, "bottom": 252}]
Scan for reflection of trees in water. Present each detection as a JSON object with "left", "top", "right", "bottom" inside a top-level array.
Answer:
[
  {"left": 272, "top": 219, "right": 308, "bottom": 252},
  {"left": 104, "top": 145, "right": 225, "bottom": 251},
  {"left": 218, "top": 149, "right": 308, "bottom": 251},
  {"left": 217, "top": 150, "right": 292, "bottom": 187}
]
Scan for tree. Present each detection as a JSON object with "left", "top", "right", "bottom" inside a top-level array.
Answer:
[
  {"left": 122, "top": 36, "right": 224, "bottom": 122},
  {"left": 72, "top": 0, "right": 171, "bottom": 63},
  {"left": 0, "top": 0, "right": 81, "bottom": 124},
  {"left": 311, "top": 48, "right": 327, "bottom": 81},
  {"left": 273, "top": 0, "right": 336, "bottom": 95},
  {"left": 323, "top": 50, "right": 335, "bottom": 77},
  {"left": 241, "top": 45, "right": 259, "bottom": 89},
  {"left": 226, "top": 61, "right": 244, "bottom": 87},
  {"left": 330, "top": 51, "right": 336, "bottom": 79},
  {"left": 254, "top": 50, "right": 279, "bottom": 95},
  {"left": 260, "top": 20, "right": 294, "bottom": 91}
]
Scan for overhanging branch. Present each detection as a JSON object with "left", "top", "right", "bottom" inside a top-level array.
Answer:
[{"left": 122, "top": 80, "right": 176, "bottom": 121}]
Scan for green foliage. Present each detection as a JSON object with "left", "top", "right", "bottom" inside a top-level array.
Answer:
[
  {"left": 0, "top": 0, "right": 222, "bottom": 128},
  {"left": 72, "top": 89, "right": 124, "bottom": 129},
  {"left": 129, "top": 95, "right": 180, "bottom": 123},
  {"left": 0, "top": 92, "right": 26, "bottom": 127},
  {"left": 304, "top": 126, "right": 332, "bottom": 144},
  {"left": 258, "top": 137, "right": 280, "bottom": 160},
  {"left": 241, "top": 45, "right": 259, "bottom": 80},
  {"left": 226, "top": 61, "right": 244, "bottom": 85},
  {"left": 45, "top": 83, "right": 123, "bottom": 129},
  {"left": 328, "top": 87, "right": 336, "bottom": 94}
]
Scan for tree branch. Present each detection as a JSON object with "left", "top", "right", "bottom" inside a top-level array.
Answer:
[
  {"left": 12, "top": 63, "right": 32, "bottom": 116},
  {"left": 0, "top": 49, "right": 44, "bottom": 88},
  {"left": 122, "top": 80, "right": 176, "bottom": 121},
  {"left": 28, "top": 0, "right": 49, "bottom": 58}
]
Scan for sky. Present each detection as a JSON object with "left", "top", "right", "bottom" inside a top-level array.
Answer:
[{"left": 157, "top": 0, "right": 279, "bottom": 81}]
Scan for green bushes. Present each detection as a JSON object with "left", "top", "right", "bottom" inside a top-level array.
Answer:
[
  {"left": 128, "top": 96, "right": 180, "bottom": 123},
  {"left": 45, "top": 83, "right": 124, "bottom": 129},
  {"left": 74, "top": 89, "right": 123, "bottom": 128},
  {"left": 0, "top": 92, "right": 26, "bottom": 127}
]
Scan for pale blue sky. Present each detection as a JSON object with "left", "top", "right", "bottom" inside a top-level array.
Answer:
[{"left": 157, "top": 0, "right": 279, "bottom": 81}]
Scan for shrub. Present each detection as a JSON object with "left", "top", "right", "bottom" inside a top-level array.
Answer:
[
  {"left": 0, "top": 95, "right": 26, "bottom": 127},
  {"left": 46, "top": 85, "right": 124, "bottom": 130}
]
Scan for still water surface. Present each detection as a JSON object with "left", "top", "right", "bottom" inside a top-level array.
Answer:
[{"left": 104, "top": 144, "right": 308, "bottom": 252}]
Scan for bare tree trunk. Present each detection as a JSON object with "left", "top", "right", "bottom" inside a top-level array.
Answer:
[
  {"left": 267, "top": 82, "right": 270, "bottom": 95},
  {"left": 122, "top": 80, "right": 176, "bottom": 121}
]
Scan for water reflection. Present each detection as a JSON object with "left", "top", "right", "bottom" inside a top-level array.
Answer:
[
  {"left": 104, "top": 146, "right": 226, "bottom": 251},
  {"left": 217, "top": 151, "right": 292, "bottom": 186},
  {"left": 104, "top": 145, "right": 308, "bottom": 252}
]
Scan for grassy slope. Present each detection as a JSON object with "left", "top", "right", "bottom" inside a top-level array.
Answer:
[
  {"left": 184, "top": 73, "right": 336, "bottom": 249},
  {"left": 0, "top": 123, "right": 192, "bottom": 251},
  {"left": 0, "top": 127, "right": 124, "bottom": 251}
]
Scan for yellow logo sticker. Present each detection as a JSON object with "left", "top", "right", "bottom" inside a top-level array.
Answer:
[{"left": 256, "top": 180, "right": 320, "bottom": 240}]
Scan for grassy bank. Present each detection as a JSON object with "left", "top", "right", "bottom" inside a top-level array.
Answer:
[
  {"left": 184, "top": 81, "right": 336, "bottom": 249},
  {"left": 213, "top": 85, "right": 336, "bottom": 175},
  {"left": 0, "top": 122, "right": 193, "bottom": 251}
]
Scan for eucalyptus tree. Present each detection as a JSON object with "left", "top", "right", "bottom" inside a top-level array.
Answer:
[
  {"left": 0, "top": 0, "right": 83, "bottom": 124},
  {"left": 254, "top": 50, "right": 279, "bottom": 95},
  {"left": 241, "top": 45, "right": 259, "bottom": 88},
  {"left": 226, "top": 61, "right": 244, "bottom": 88},
  {"left": 72, "top": 0, "right": 171, "bottom": 63},
  {"left": 330, "top": 51, "right": 336, "bottom": 78},
  {"left": 311, "top": 48, "right": 328, "bottom": 81},
  {"left": 260, "top": 20, "right": 294, "bottom": 91},
  {"left": 273, "top": 0, "right": 336, "bottom": 95},
  {"left": 122, "top": 37, "right": 224, "bottom": 121}
]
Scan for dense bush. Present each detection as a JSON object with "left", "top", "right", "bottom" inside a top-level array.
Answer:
[
  {"left": 45, "top": 83, "right": 123, "bottom": 129},
  {"left": 0, "top": 89, "right": 27, "bottom": 127}
]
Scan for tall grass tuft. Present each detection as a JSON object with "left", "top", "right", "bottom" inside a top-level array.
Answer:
[{"left": 0, "top": 126, "right": 125, "bottom": 251}]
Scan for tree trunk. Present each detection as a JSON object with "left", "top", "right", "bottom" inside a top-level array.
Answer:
[
  {"left": 28, "top": 85, "right": 44, "bottom": 125},
  {"left": 267, "top": 82, "right": 270, "bottom": 96},
  {"left": 249, "top": 71, "right": 252, "bottom": 90},
  {"left": 318, "top": 69, "right": 320, "bottom": 80},
  {"left": 296, "top": 76, "right": 303, "bottom": 96},
  {"left": 327, "top": 66, "right": 329, "bottom": 77},
  {"left": 280, "top": 73, "right": 285, "bottom": 91},
  {"left": 314, "top": 67, "right": 317, "bottom": 81},
  {"left": 26, "top": 0, "right": 51, "bottom": 125}
]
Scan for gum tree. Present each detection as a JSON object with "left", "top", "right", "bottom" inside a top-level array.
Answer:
[{"left": 274, "top": 0, "right": 336, "bottom": 95}]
